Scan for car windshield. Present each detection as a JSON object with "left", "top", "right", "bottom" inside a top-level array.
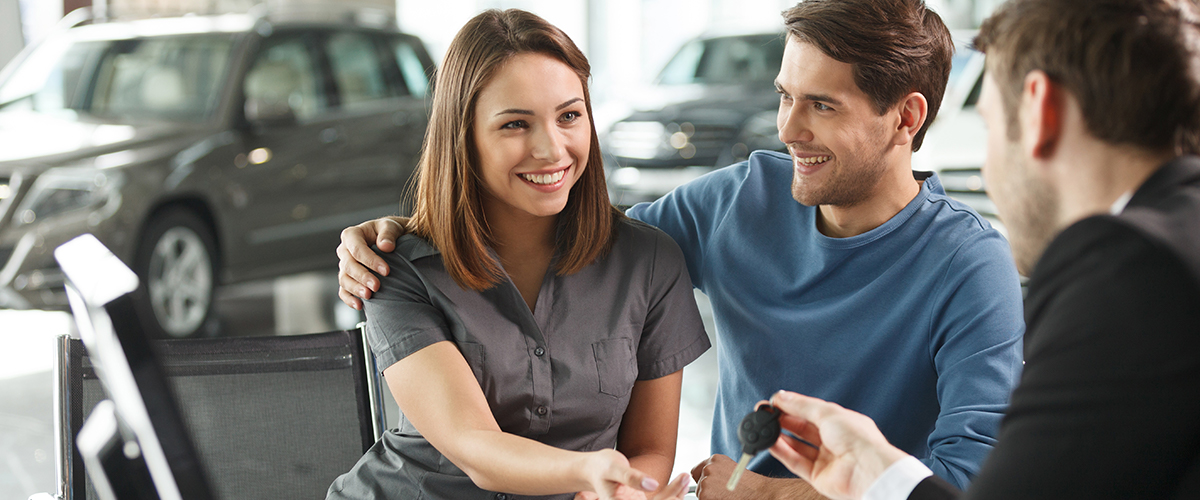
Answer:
[
  {"left": 0, "top": 33, "right": 235, "bottom": 122},
  {"left": 657, "top": 34, "right": 784, "bottom": 85}
]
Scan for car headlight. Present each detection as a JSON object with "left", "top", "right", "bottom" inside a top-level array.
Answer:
[
  {"left": 608, "top": 121, "right": 667, "bottom": 160},
  {"left": 15, "top": 168, "right": 124, "bottom": 225}
]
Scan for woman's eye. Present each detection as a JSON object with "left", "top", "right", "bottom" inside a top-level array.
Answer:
[
  {"left": 560, "top": 111, "right": 581, "bottom": 122},
  {"left": 501, "top": 120, "right": 528, "bottom": 130}
]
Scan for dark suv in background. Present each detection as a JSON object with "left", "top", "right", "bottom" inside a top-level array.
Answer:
[
  {"left": 0, "top": 8, "right": 434, "bottom": 338},
  {"left": 603, "top": 33, "right": 786, "bottom": 206}
]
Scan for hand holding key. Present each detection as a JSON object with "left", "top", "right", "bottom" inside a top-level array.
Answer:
[{"left": 726, "top": 405, "right": 782, "bottom": 491}]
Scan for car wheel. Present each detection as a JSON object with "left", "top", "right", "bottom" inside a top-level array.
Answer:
[{"left": 133, "top": 208, "right": 218, "bottom": 339}]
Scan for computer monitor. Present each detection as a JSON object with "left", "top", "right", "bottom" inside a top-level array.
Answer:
[{"left": 55, "top": 234, "right": 214, "bottom": 500}]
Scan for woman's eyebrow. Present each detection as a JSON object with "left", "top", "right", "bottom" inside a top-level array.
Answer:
[
  {"left": 556, "top": 97, "right": 583, "bottom": 110},
  {"left": 494, "top": 97, "right": 584, "bottom": 117}
]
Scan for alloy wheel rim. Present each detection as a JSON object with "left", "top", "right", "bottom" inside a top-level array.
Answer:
[{"left": 147, "top": 227, "right": 212, "bottom": 337}]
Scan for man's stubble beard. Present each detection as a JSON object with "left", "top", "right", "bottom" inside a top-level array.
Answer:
[
  {"left": 790, "top": 140, "right": 891, "bottom": 208},
  {"left": 996, "top": 139, "right": 1061, "bottom": 276}
]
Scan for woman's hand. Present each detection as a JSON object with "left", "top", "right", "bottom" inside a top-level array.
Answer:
[
  {"left": 573, "top": 464, "right": 691, "bottom": 500},
  {"left": 571, "top": 449, "right": 692, "bottom": 500}
]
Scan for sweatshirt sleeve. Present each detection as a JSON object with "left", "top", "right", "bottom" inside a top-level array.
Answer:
[
  {"left": 923, "top": 229, "right": 1026, "bottom": 488},
  {"left": 626, "top": 160, "right": 750, "bottom": 292}
]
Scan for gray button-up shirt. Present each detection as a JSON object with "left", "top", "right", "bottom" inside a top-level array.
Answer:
[{"left": 328, "top": 217, "right": 710, "bottom": 500}]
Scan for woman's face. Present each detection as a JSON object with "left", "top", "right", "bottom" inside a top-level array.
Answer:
[{"left": 472, "top": 52, "right": 590, "bottom": 221}]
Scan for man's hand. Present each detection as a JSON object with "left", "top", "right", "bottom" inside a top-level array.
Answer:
[
  {"left": 336, "top": 216, "right": 407, "bottom": 310},
  {"left": 766, "top": 391, "right": 910, "bottom": 500},
  {"left": 689, "top": 455, "right": 826, "bottom": 500}
]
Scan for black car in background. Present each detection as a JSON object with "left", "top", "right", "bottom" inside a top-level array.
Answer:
[
  {"left": 0, "top": 9, "right": 435, "bottom": 338},
  {"left": 603, "top": 33, "right": 786, "bottom": 206}
]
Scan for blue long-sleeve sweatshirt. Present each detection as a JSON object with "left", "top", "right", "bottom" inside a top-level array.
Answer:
[{"left": 627, "top": 150, "right": 1024, "bottom": 488}]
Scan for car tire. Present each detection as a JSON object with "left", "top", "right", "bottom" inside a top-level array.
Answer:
[{"left": 133, "top": 208, "right": 218, "bottom": 339}]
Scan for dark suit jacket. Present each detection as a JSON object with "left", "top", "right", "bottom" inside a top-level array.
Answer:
[{"left": 910, "top": 156, "right": 1200, "bottom": 500}]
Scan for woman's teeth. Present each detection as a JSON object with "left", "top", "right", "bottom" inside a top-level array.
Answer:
[
  {"left": 796, "top": 155, "right": 832, "bottom": 166},
  {"left": 520, "top": 170, "right": 567, "bottom": 185}
]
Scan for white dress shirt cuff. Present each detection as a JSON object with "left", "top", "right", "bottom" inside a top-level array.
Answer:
[{"left": 863, "top": 456, "right": 934, "bottom": 500}]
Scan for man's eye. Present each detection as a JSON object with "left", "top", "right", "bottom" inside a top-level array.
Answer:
[
  {"left": 814, "top": 102, "right": 832, "bottom": 111},
  {"left": 501, "top": 120, "right": 528, "bottom": 130}
]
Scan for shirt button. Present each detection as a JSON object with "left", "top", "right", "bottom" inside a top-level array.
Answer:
[
  {"left": 534, "top": 346, "right": 545, "bottom": 357},
  {"left": 536, "top": 405, "right": 548, "bottom": 416},
  {"left": 495, "top": 495, "right": 508, "bottom": 500}
]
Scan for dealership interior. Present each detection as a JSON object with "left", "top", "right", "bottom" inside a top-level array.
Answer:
[{"left": 0, "top": 0, "right": 1003, "bottom": 498}]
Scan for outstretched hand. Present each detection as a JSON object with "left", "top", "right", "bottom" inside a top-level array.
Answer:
[
  {"left": 336, "top": 216, "right": 408, "bottom": 310},
  {"left": 573, "top": 473, "right": 690, "bottom": 500},
  {"left": 766, "top": 391, "right": 910, "bottom": 500},
  {"left": 573, "top": 450, "right": 690, "bottom": 500}
]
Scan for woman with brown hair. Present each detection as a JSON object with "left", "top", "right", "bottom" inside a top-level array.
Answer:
[{"left": 325, "top": 9, "right": 708, "bottom": 500}]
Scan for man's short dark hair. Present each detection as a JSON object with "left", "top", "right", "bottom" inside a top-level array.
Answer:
[
  {"left": 975, "top": 0, "right": 1200, "bottom": 154},
  {"left": 783, "top": 0, "right": 954, "bottom": 151}
]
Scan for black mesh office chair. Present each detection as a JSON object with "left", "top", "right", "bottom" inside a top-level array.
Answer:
[{"left": 44, "top": 328, "right": 386, "bottom": 500}]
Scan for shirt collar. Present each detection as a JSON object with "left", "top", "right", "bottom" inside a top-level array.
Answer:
[{"left": 1110, "top": 190, "right": 1134, "bottom": 215}]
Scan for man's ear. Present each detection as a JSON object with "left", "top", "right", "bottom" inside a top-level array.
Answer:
[
  {"left": 892, "top": 92, "right": 929, "bottom": 147},
  {"left": 1020, "top": 71, "right": 1063, "bottom": 160}
]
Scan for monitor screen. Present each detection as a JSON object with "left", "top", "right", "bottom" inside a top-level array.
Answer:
[{"left": 56, "top": 234, "right": 214, "bottom": 500}]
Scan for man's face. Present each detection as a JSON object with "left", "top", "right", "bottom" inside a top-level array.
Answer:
[
  {"left": 978, "top": 72, "right": 1059, "bottom": 275},
  {"left": 776, "top": 38, "right": 894, "bottom": 207}
]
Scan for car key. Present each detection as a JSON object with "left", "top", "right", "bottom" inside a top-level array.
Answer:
[{"left": 726, "top": 405, "right": 782, "bottom": 491}]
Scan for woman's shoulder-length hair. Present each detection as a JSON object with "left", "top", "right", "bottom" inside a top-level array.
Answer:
[{"left": 405, "top": 8, "right": 623, "bottom": 291}]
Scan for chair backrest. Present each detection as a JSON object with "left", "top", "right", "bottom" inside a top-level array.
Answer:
[{"left": 52, "top": 328, "right": 385, "bottom": 500}]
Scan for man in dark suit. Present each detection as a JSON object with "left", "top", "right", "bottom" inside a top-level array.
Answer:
[{"left": 760, "top": 0, "right": 1200, "bottom": 499}]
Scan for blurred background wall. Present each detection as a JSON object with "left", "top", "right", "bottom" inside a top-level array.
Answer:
[{"left": 0, "top": 0, "right": 21, "bottom": 70}]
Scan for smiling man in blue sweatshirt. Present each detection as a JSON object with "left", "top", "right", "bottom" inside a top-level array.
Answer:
[{"left": 334, "top": 1, "right": 1024, "bottom": 499}]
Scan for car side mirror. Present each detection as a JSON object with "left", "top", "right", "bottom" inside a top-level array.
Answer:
[{"left": 244, "top": 97, "right": 296, "bottom": 126}]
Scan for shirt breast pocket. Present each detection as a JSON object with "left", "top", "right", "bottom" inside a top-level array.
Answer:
[{"left": 593, "top": 337, "right": 638, "bottom": 398}]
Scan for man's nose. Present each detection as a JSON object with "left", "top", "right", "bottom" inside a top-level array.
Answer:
[{"left": 777, "top": 105, "right": 815, "bottom": 144}]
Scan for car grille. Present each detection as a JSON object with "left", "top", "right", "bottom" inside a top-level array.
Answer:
[
  {"left": 937, "top": 167, "right": 998, "bottom": 220},
  {"left": 687, "top": 124, "right": 739, "bottom": 162}
]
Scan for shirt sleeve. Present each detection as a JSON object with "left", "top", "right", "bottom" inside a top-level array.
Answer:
[
  {"left": 865, "top": 456, "right": 935, "bottom": 500},
  {"left": 626, "top": 161, "right": 749, "bottom": 292},
  {"left": 923, "top": 229, "right": 1026, "bottom": 488},
  {"left": 634, "top": 228, "right": 711, "bottom": 380},
  {"left": 361, "top": 248, "right": 454, "bottom": 371}
]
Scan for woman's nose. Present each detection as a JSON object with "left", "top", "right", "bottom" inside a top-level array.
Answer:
[{"left": 531, "top": 125, "right": 566, "bottom": 163}]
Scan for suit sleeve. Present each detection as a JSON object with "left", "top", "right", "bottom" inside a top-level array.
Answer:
[
  {"left": 908, "top": 476, "right": 962, "bottom": 500},
  {"left": 961, "top": 220, "right": 1200, "bottom": 499}
]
